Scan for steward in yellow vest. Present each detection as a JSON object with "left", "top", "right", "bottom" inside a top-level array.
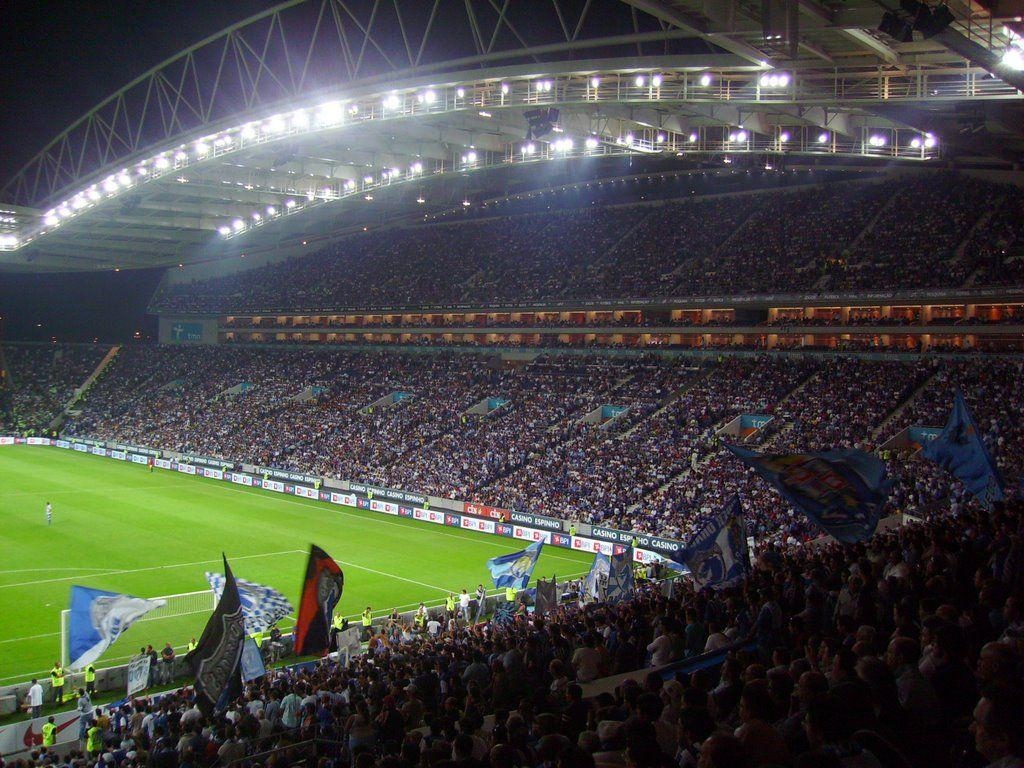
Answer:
[
  {"left": 505, "top": 586, "right": 517, "bottom": 603},
  {"left": 84, "top": 664, "right": 96, "bottom": 694},
  {"left": 42, "top": 717, "right": 57, "bottom": 746},
  {"left": 50, "top": 663, "right": 65, "bottom": 704}
]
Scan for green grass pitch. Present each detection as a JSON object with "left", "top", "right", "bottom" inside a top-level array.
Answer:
[{"left": 0, "top": 446, "right": 593, "bottom": 685}]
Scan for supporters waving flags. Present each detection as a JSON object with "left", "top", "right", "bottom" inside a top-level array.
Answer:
[{"left": 671, "top": 494, "right": 750, "bottom": 590}]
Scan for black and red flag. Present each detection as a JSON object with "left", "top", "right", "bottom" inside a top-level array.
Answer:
[
  {"left": 187, "top": 554, "right": 245, "bottom": 713},
  {"left": 293, "top": 544, "right": 345, "bottom": 655}
]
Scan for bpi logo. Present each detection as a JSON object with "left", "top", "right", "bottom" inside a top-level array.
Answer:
[
  {"left": 515, "top": 527, "right": 545, "bottom": 542},
  {"left": 445, "top": 513, "right": 462, "bottom": 527},
  {"left": 398, "top": 506, "right": 414, "bottom": 518},
  {"left": 573, "top": 538, "right": 602, "bottom": 552},
  {"left": 551, "top": 533, "right": 570, "bottom": 548},
  {"left": 356, "top": 497, "right": 370, "bottom": 509},
  {"left": 497, "top": 523, "right": 513, "bottom": 537}
]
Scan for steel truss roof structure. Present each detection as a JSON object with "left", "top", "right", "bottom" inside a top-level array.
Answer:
[{"left": 1, "top": 0, "right": 1023, "bottom": 272}]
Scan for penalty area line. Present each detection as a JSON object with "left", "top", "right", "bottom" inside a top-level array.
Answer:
[{"left": 0, "top": 549, "right": 307, "bottom": 590}]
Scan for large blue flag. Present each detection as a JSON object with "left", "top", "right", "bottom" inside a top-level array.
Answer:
[
  {"left": 605, "top": 550, "right": 635, "bottom": 603},
  {"left": 68, "top": 587, "right": 166, "bottom": 670},
  {"left": 584, "top": 552, "right": 611, "bottom": 600},
  {"left": 922, "top": 390, "right": 1004, "bottom": 510},
  {"left": 726, "top": 444, "right": 892, "bottom": 543},
  {"left": 671, "top": 494, "right": 749, "bottom": 590},
  {"left": 487, "top": 541, "right": 543, "bottom": 589},
  {"left": 206, "top": 572, "right": 293, "bottom": 636}
]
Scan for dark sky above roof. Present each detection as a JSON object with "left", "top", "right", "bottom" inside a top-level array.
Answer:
[{"left": 0, "top": 0, "right": 273, "bottom": 189}]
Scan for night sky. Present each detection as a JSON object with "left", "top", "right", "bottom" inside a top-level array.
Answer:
[{"left": 0, "top": 0, "right": 274, "bottom": 184}]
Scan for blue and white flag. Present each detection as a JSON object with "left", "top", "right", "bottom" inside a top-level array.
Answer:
[
  {"left": 68, "top": 587, "right": 166, "bottom": 670},
  {"left": 486, "top": 541, "right": 543, "bottom": 590},
  {"left": 205, "top": 573, "right": 293, "bottom": 635},
  {"left": 922, "top": 390, "right": 1004, "bottom": 510},
  {"left": 671, "top": 495, "right": 749, "bottom": 590},
  {"left": 239, "top": 636, "right": 266, "bottom": 682},
  {"left": 726, "top": 444, "right": 892, "bottom": 543},
  {"left": 605, "top": 550, "right": 635, "bottom": 603},
  {"left": 584, "top": 552, "right": 611, "bottom": 600}
]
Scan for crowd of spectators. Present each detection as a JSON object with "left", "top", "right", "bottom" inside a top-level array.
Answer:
[
  {"left": 151, "top": 173, "right": 1024, "bottom": 316},
  {"left": 0, "top": 343, "right": 108, "bottom": 435},
  {"left": 10, "top": 492, "right": 1024, "bottom": 768},
  {"left": 59, "top": 347, "right": 1024, "bottom": 556}
]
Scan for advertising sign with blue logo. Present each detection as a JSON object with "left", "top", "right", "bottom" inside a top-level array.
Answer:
[{"left": 169, "top": 322, "right": 204, "bottom": 343}]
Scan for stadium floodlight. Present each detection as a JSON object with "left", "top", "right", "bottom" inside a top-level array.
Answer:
[
  {"left": 174, "top": 151, "right": 188, "bottom": 162},
  {"left": 252, "top": 212, "right": 262, "bottom": 221},
  {"left": 218, "top": 226, "right": 231, "bottom": 236},
  {"left": 240, "top": 123, "right": 257, "bottom": 140},
  {"left": 728, "top": 132, "right": 737, "bottom": 142},
  {"left": 365, "top": 194, "right": 374, "bottom": 201},
  {"left": 383, "top": 93, "right": 401, "bottom": 110},
  {"left": 462, "top": 199, "right": 471, "bottom": 206},
  {"left": 316, "top": 101, "right": 344, "bottom": 125},
  {"left": 817, "top": 132, "right": 829, "bottom": 143},
  {"left": 117, "top": 172, "right": 132, "bottom": 187},
  {"left": 137, "top": 166, "right": 148, "bottom": 176},
  {"left": 103, "top": 177, "right": 119, "bottom": 193},
  {"left": 736, "top": 130, "right": 748, "bottom": 142},
  {"left": 291, "top": 110, "right": 309, "bottom": 129},
  {"left": 194, "top": 141, "right": 210, "bottom": 156},
  {"left": 348, "top": 104, "right": 359, "bottom": 115},
  {"left": 910, "top": 137, "right": 922, "bottom": 148},
  {"left": 554, "top": 137, "right": 573, "bottom": 152},
  {"left": 87, "top": 188, "right": 101, "bottom": 201},
  {"left": 72, "top": 196, "right": 87, "bottom": 210},
  {"left": 363, "top": 175, "right": 374, "bottom": 184},
  {"left": 501, "top": 83, "right": 509, "bottom": 94},
  {"left": 478, "top": 110, "right": 492, "bottom": 118},
  {"left": 652, "top": 74, "right": 663, "bottom": 87},
  {"left": 456, "top": 87, "right": 465, "bottom": 98},
  {"left": 590, "top": 76, "right": 600, "bottom": 88},
  {"left": 868, "top": 134, "right": 887, "bottom": 147},
  {"left": 58, "top": 205, "right": 71, "bottom": 218},
  {"left": 411, "top": 161, "right": 423, "bottom": 173},
  {"left": 779, "top": 131, "right": 790, "bottom": 143},
  {"left": 417, "top": 195, "right": 425, "bottom": 203},
  {"left": 924, "top": 134, "right": 937, "bottom": 148},
  {"left": 585, "top": 137, "right": 599, "bottom": 149},
  {"left": 699, "top": 73, "right": 712, "bottom": 87},
  {"left": 232, "top": 219, "right": 245, "bottom": 231},
  {"left": 656, "top": 133, "right": 666, "bottom": 143},
  {"left": 625, "top": 133, "right": 635, "bottom": 145},
  {"left": 285, "top": 199, "right": 296, "bottom": 209},
  {"left": 266, "top": 206, "right": 277, "bottom": 216},
  {"left": 466, "top": 151, "right": 478, "bottom": 163},
  {"left": 536, "top": 80, "right": 552, "bottom": 92},
  {"left": 265, "top": 115, "right": 286, "bottom": 133},
  {"left": 688, "top": 132, "right": 698, "bottom": 143},
  {"left": 344, "top": 180, "right": 356, "bottom": 190},
  {"left": 635, "top": 75, "right": 646, "bottom": 87},
  {"left": 1003, "top": 47, "right": 1024, "bottom": 70},
  {"left": 522, "top": 142, "right": 536, "bottom": 155},
  {"left": 44, "top": 214, "right": 59, "bottom": 227},
  {"left": 154, "top": 156, "right": 170, "bottom": 170},
  {"left": 759, "top": 72, "right": 790, "bottom": 88}
]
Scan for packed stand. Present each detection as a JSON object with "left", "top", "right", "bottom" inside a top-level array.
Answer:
[
  {"left": 150, "top": 174, "right": 1024, "bottom": 316},
  {"left": 0, "top": 343, "right": 108, "bottom": 435},
  {"left": 13, "top": 492, "right": 1024, "bottom": 768}
]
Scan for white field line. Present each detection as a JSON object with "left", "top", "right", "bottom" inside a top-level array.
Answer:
[
  {"left": 3, "top": 486, "right": 163, "bottom": 497},
  {"left": 0, "top": 550, "right": 307, "bottom": 590}
]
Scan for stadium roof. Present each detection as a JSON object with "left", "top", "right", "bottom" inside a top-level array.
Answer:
[{"left": 2, "top": 0, "right": 1023, "bottom": 273}]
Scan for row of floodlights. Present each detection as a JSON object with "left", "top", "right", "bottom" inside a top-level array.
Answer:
[{"left": 33, "top": 69, "right": 783, "bottom": 236}]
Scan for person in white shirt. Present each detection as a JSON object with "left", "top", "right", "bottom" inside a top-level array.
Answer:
[
  {"left": 26, "top": 679, "right": 44, "bottom": 719},
  {"left": 459, "top": 589, "right": 471, "bottom": 619},
  {"left": 426, "top": 618, "right": 442, "bottom": 636}
]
